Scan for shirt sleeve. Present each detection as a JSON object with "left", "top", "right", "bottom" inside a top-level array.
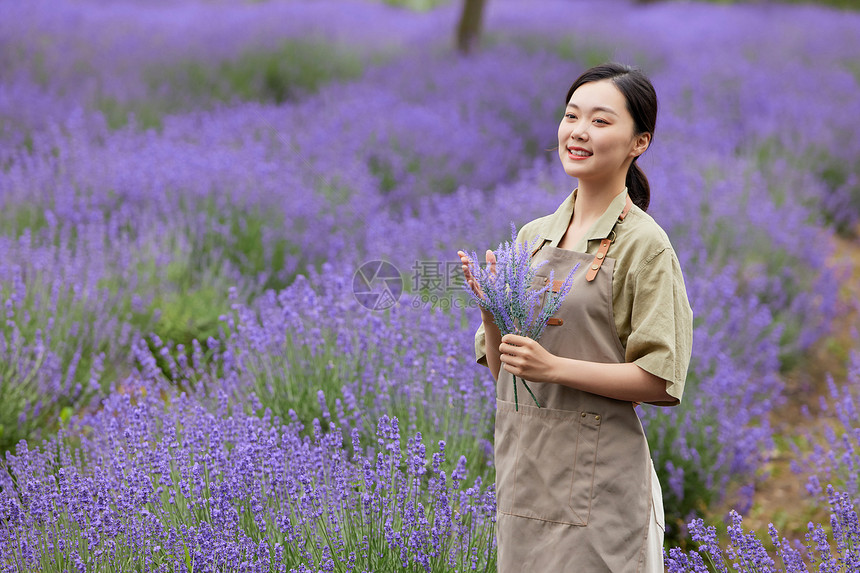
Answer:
[
  {"left": 626, "top": 247, "right": 693, "bottom": 406},
  {"left": 475, "top": 321, "right": 489, "bottom": 368}
]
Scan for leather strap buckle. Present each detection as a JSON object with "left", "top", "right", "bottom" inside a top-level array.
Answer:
[
  {"left": 585, "top": 196, "right": 632, "bottom": 283},
  {"left": 585, "top": 237, "right": 613, "bottom": 282}
]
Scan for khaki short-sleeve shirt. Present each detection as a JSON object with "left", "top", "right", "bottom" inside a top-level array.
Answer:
[{"left": 474, "top": 189, "right": 693, "bottom": 405}]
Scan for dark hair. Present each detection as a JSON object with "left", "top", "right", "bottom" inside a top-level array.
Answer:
[{"left": 565, "top": 63, "right": 657, "bottom": 211}]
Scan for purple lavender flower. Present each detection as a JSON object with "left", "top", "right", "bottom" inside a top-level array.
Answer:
[
  {"left": 666, "top": 486, "right": 860, "bottom": 572},
  {"left": 463, "top": 222, "right": 578, "bottom": 409},
  {"left": 2, "top": 0, "right": 859, "bottom": 555},
  {"left": 0, "top": 385, "right": 497, "bottom": 570},
  {"left": 794, "top": 349, "right": 860, "bottom": 509}
]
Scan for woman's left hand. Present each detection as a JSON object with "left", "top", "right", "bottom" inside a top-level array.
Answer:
[{"left": 498, "top": 334, "right": 559, "bottom": 383}]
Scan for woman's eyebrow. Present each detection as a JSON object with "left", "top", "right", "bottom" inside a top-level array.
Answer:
[{"left": 566, "top": 103, "right": 619, "bottom": 116}]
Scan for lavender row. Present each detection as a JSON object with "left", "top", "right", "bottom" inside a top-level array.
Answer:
[
  {"left": 122, "top": 236, "right": 817, "bottom": 528},
  {"left": 796, "top": 348, "right": 860, "bottom": 507},
  {"left": 3, "top": 340, "right": 859, "bottom": 570},
  {"left": 0, "top": 0, "right": 457, "bottom": 132},
  {"left": 664, "top": 343, "right": 860, "bottom": 568},
  {"left": 131, "top": 271, "right": 496, "bottom": 479},
  {"left": 665, "top": 485, "right": 859, "bottom": 572},
  {"left": 0, "top": 38, "right": 614, "bottom": 452},
  {"left": 0, "top": 387, "right": 495, "bottom": 571},
  {"left": 0, "top": 0, "right": 858, "bottom": 548}
]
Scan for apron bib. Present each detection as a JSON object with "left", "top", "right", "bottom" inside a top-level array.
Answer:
[{"left": 494, "top": 208, "right": 654, "bottom": 572}]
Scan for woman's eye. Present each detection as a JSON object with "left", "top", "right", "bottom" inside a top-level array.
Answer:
[
  {"left": 565, "top": 113, "right": 577, "bottom": 120},
  {"left": 594, "top": 118, "right": 609, "bottom": 125}
]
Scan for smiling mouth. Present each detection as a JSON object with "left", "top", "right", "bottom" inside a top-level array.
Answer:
[{"left": 567, "top": 147, "right": 592, "bottom": 157}]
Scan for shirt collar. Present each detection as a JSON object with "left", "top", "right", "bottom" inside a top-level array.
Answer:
[{"left": 544, "top": 188, "right": 631, "bottom": 248}]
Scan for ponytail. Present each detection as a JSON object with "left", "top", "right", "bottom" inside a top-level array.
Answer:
[{"left": 626, "top": 159, "right": 650, "bottom": 212}]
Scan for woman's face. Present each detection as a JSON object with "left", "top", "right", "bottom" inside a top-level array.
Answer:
[{"left": 557, "top": 79, "right": 649, "bottom": 184}]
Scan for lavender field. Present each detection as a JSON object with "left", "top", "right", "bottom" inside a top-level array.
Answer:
[{"left": 1, "top": 0, "right": 859, "bottom": 570}]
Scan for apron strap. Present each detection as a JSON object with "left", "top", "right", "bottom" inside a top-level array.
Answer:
[{"left": 585, "top": 195, "right": 633, "bottom": 282}]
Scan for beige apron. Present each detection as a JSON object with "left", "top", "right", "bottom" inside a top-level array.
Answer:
[{"left": 495, "top": 208, "right": 655, "bottom": 572}]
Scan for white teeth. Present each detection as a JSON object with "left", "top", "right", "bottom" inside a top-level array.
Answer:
[{"left": 570, "top": 149, "right": 591, "bottom": 157}]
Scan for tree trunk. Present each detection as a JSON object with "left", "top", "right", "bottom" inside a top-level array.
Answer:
[{"left": 456, "top": 0, "right": 487, "bottom": 55}]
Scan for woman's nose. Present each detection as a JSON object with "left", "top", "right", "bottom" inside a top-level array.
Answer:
[{"left": 570, "top": 124, "right": 588, "bottom": 141}]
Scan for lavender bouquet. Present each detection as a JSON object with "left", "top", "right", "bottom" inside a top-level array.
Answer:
[{"left": 463, "top": 223, "right": 578, "bottom": 410}]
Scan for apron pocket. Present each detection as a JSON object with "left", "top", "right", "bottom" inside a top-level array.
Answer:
[
  {"left": 496, "top": 401, "right": 601, "bottom": 526},
  {"left": 569, "top": 411, "right": 601, "bottom": 525}
]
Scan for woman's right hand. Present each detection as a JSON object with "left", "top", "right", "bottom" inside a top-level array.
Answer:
[{"left": 457, "top": 249, "right": 497, "bottom": 302}]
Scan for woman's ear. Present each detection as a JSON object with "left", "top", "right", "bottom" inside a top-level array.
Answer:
[{"left": 632, "top": 132, "right": 652, "bottom": 158}]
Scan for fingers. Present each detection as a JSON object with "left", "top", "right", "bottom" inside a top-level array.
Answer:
[
  {"left": 485, "top": 249, "right": 497, "bottom": 275},
  {"left": 457, "top": 250, "right": 473, "bottom": 278},
  {"left": 501, "top": 333, "right": 526, "bottom": 344},
  {"left": 457, "top": 250, "right": 473, "bottom": 268},
  {"left": 457, "top": 250, "right": 485, "bottom": 299},
  {"left": 462, "top": 263, "right": 473, "bottom": 281},
  {"left": 498, "top": 348, "right": 520, "bottom": 372},
  {"left": 499, "top": 339, "right": 521, "bottom": 354}
]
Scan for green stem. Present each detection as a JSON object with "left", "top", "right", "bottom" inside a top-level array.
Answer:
[
  {"left": 521, "top": 379, "right": 542, "bottom": 408},
  {"left": 512, "top": 375, "right": 519, "bottom": 411}
]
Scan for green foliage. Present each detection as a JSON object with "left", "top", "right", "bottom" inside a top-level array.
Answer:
[
  {"left": 160, "top": 42, "right": 357, "bottom": 105},
  {"left": 0, "top": 208, "right": 157, "bottom": 452},
  {"left": 0, "top": 257, "right": 159, "bottom": 451},
  {"left": 751, "top": 135, "right": 860, "bottom": 239},
  {"left": 242, "top": 332, "right": 353, "bottom": 432},
  {"left": 0, "top": 202, "right": 50, "bottom": 238},
  {"left": 380, "top": 0, "right": 452, "bottom": 10},
  {"left": 97, "top": 40, "right": 363, "bottom": 130},
  {"left": 846, "top": 60, "right": 860, "bottom": 84},
  {"left": 134, "top": 204, "right": 290, "bottom": 385},
  {"left": 220, "top": 207, "right": 296, "bottom": 294},
  {"left": 492, "top": 31, "right": 664, "bottom": 77},
  {"left": 0, "top": 339, "right": 52, "bottom": 452},
  {"left": 553, "top": 40, "right": 619, "bottom": 70},
  {"left": 98, "top": 96, "right": 170, "bottom": 131},
  {"left": 0, "top": 314, "right": 97, "bottom": 453},
  {"left": 146, "top": 285, "right": 226, "bottom": 381},
  {"left": 814, "top": 152, "right": 860, "bottom": 237},
  {"left": 184, "top": 197, "right": 296, "bottom": 294},
  {"left": 693, "top": 0, "right": 858, "bottom": 9}
]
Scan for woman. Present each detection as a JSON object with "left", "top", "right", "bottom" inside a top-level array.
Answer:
[{"left": 458, "top": 63, "right": 693, "bottom": 572}]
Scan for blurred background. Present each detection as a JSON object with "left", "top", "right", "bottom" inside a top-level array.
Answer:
[{"left": 1, "top": 0, "right": 859, "bottom": 570}]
